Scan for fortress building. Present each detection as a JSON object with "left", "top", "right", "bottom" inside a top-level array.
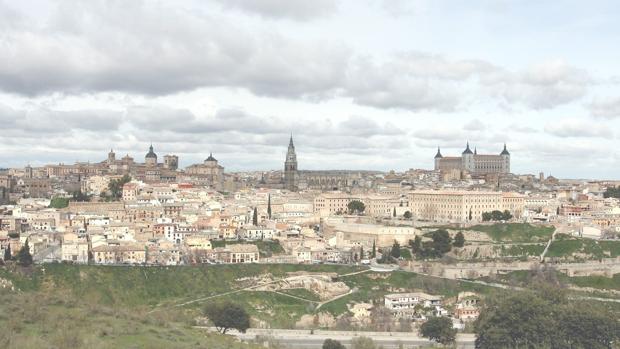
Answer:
[{"left": 434, "top": 142, "right": 510, "bottom": 175}]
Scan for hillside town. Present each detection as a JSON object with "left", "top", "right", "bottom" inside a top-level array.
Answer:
[
  {"left": 1, "top": 140, "right": 620, "bottom": 332},
  {"left": 2, "top": 141, "right": 619, "bottom": 268}
]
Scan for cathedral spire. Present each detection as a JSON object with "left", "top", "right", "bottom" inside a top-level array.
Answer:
[
  {"left": 434, "top": 146, "right": 443, "bottom": 159},
  {"left": 462, "top": 141, "right": 473, "bottom": 155},
  {"left": 501, "top": 143, "right": 510, "bottom": 155}
]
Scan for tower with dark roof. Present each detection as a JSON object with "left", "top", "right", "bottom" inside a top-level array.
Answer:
[
  {"left": 284, "top": 135, "right": 298, "bottom": 191},
  {"left": 434, "top": 147, "right": 443, "bottom": 170},
  {"left": 500, "top": 143, "right": 510, "bottom": 173},
  {"left": 461, "top": 142, "right": 474, "bottom": 172}
]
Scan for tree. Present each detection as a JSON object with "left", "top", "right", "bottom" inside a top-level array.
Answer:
[
  {"left": 16, "top": 240, "right": 33, "bottom": 266},
  {"left": 322, "top": 339, "right": 346, "bottom": 349},
  {"left": 371, "top": 240, "right": 376, "bottom": 258},
  {"left": 410, "top": 236, "right": 422, "bottom": 254},
  {"left": 483, "top": 210, "right": 513, "bottom": 222},
  {"left": 347, "top": 200, "right": 365, "bottom": 215},
  {"left": 474, "top": 288, "right": 619, "bottom": 349},
  {"left": 351, "top": 336, "right": 377, "bottom": 349},
  {"left": 468, "top": 208, "right": 473, "bottom": 221},
  {"left": 420, "top": 316, "right": 456, "bottom": 345},
  {"left": 482, "top": 212, "right": 492, "bottom": 221},
  {"left": 71, "top": 190, "right": 90, "bottom": 202},
  {"left": 453, "top": 231, "right": 465, "bottom": 248},
  {"left": 359, "top": 246, "right": 364, "bottom": 260},
  {"left": 49, "top": 197, "right": 69, "bottom": 209},
  {"left": 252, "top": 207, "right": 258, "bottom": 226},
  {"left": 603, "top": 186, "right": 620, "bottom": 198},
  {"left": 267, "top": 194, "right": 272, "bottom": 219},
  {"left": 392, "top": 207, "right": 396, "bottom": 217},
  {"left": 431, "top": 229, "right": 452, "bottom": 254},
  {"left": 3, "top": 244, "right": 11, "bottom": 261},
  {"left": 204, "top": 302, "right": 250, "bottom": 334},
  {"left": 107, "top": 174, "right": 131, "bottom": 200},
  {"left": 403, "top": 211, "right": 412, "bottom": 219},
  {"left": 390, "top": 241, "right": 401, "bottom": 259}
]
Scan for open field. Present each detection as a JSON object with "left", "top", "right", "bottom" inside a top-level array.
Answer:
[{"left": 546, "top": 235, "right": 620, "bottom": 259}]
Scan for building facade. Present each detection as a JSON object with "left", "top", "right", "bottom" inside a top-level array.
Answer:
[{"left": 407, "top": 190, "right": 525, "bottom": 222}]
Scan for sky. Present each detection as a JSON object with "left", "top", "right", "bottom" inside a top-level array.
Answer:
[{"left": 1, "top": 0, "right": 619, "bottom": 179}]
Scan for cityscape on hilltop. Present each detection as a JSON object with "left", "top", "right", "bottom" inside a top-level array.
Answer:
[{"left": 1, "top": 1, "right": 619, "bottom": 348}]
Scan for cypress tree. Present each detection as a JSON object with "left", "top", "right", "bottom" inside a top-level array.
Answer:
[
  {"left": 3, "top": 244, "right": 11, "bottom": 261},
  {"left": 252, "top": 207, "right": 258, "bottom": 226},
  {"left": 17, "top": 240, "right": 33, "bottom": 266},
  {"left": 267, "top": 194, "right": 272, "bottom": 219},
  {"left": 371, "top": 240, "right": 376, "bottom": 258}
]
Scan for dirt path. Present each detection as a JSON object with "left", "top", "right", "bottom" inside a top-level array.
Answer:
[{"left": 540, "top": 229, "right": 558, "bottom": 261}]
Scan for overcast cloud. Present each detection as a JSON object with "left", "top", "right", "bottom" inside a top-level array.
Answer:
[{"left": 0, "top": 0, "right": 619, "bottom": 178}]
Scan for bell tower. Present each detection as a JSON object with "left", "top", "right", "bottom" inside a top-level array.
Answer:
[{"left": 284, "top": 135, "right": 298, "bottom": 191}]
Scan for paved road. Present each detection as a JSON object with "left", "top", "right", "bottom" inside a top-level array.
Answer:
[{"left": 198, "top": 328, "right": 476, "bottom": 349}]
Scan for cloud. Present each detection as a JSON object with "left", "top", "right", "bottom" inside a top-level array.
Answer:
[
  {"left": 0, "top": 104, "right": 123, "bottom": 133},
  {"left": 213, "top": 0, "right": 338, "bottom": 21},
  {"left": 0, "top": 1, "right": 349, "bottom": 98},
  {"left": 588, "top": 97, "right": 620, "bottom": 119},
  {"left": 463, "top": 119, "right": 486, "bottom": 131},
  {"left": 487, "top": 60, "right": 590, "bottom": 109},
  {"left": 0, "top": 2, "right": 594, "bottom": 113},
  {"left": 544, "top": 118, "right": 613, "bottom": 138}
]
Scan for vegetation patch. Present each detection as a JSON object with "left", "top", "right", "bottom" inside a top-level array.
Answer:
[
  {"left": 465, "top": 223, "right": 554, "bottom": 242},
  {"left": 547, "top": 235, "right": 620, "bottom": 259}
]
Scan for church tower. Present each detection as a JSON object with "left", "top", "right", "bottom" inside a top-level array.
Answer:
[
  {"left": 461, "top": 142, "right": 474, "bottom": 172},
  {"left": 284, "top": 135, "right": 298, "bottom": 191},
  {"left": 107, "top": 149, "right": 116, "bottom": 165},
  {"left": 434, "top": 147, "right": 443, "bottom": 170},
  {"left": 500, "top": 143, "right": 511, "bottom": 173}
]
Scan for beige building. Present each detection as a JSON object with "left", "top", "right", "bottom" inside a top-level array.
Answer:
[
  {"left": 314, "top": 193, "right": 361, "bottom": 216},
  {"left": 408, "top": 190, "right": 525, "bottom": 222},
  {"left": 185, "top": 153, "right": 225, "bottom": 188}
]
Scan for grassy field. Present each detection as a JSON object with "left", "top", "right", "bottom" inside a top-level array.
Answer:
[
  {"left": 211, "top": 240, "right": 285, "bottom": 257},
  {"left": 0, "top": 263, "right": 501, "bottom": 330},
  {"left": 546, "top": 235, "right": 620, "bottom": 259},
  {"left": 279, "top": 288, "right": 322, "bottom": 302},
  {"left": 465, "top": 223, "right": 554, "bottom": 242},
  {"left": 0, "top": 287, "right": 262, "bottom": 349},
  {"left": 568, "top": 274, "right": 620, "bottom": 291}
]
